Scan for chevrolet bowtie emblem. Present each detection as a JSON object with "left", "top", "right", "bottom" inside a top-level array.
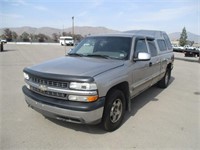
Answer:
[{"left": 39, "top": 84, "right": 47, "bottom": 92}]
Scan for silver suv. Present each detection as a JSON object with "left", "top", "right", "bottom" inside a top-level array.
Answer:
[{"left": 22, "top": 30, "right": 174, "bottom": 131}]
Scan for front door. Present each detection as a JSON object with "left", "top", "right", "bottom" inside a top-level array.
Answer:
[{"left": 130, "top": 38, "right": 153, "bottom": 97}]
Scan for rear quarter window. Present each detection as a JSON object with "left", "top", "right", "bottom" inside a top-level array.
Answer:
[
  {"left": 157, "top": 39, "right": 167, "bottom": 51},
  {"left": 147, "top": 40, "right": 157, "bottom": 57},
  {"left": 163, "top": 33, "right": 172, "bottom": 50}
]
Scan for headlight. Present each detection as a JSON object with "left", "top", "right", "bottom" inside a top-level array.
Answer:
[
  {"left": 68, "top": 95, "right": 98, "bottom": 102},
  {"left": 23, "top": 72, "right": 29, "bottom": 80},
  {"left": 69, "top": 82, "right": 97, "bottom": 90}
]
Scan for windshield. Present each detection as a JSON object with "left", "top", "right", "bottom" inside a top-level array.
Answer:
[
  {"left": 69, "top": 36, "right": 132, "bottom": 60},
  {"left": 65, "top": 38, "right": 73, "bottom": 40}
]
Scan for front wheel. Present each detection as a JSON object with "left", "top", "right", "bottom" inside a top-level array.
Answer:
[{"left": 102, "top": 89, "right": 126, "bottom": 132}]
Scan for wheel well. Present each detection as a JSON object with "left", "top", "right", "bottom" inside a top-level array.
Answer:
[
  {"left": 106, "top": 82, "right": 130, "bottom": 111},
  {"left": 167, "top": 63, "right": 171, "bottom": 70}
]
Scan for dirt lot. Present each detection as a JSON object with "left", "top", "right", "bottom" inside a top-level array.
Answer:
[{"left": 0, "top": 44, "right": 199, "bottom": 150}]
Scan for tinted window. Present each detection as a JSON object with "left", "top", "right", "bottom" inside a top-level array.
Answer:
[
  {"left": 135, "top": 39, "right": 148, "bottom": 57},
  {"left": 148, "top": 40, "right": 157, "bottom": 57},
  {"left": 157, "top": 40, "right": 167, "bottom": 51},
  {"left": 163, "top": 33, "right": 172, "bottom": 50},
  {"left": 71, "top": 36, "right": 132, "bottom": 60}
]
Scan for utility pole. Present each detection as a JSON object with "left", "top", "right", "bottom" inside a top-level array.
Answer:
[
  {"left": 72, "top": 16, "right": 74, "bottom": 37},
  {"left": 62, "top": 25, "right": 64, "bottom": 36}
]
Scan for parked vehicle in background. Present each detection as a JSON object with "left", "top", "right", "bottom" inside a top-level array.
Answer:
[
  {"left": 0, "top": 39, "right": 7, "bottom": 44},
  {"left": 22, "top": 30, "right": 174, "bottom": 131},
  {"left": 196, "top": 47, "right": 200, "bottom": 51},
  {"left": 184, "top": 48, "right": 199, "bottom": 57},
  {"left": 60, "top": 36, "right": 74, "bottom": 46},
  {"left": 183, "top": 45, "right": 199, "bottom": 57},
  {"left": 0, "top": 39, "right": 6, "bottom": 52},
  {"left": 184, "top": 45, "right": 195, "bottom": 50},
  {"left": 172, "top": 45, "right": 184, "bottom": 53}
]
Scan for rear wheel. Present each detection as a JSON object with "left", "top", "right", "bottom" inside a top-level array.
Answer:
[
  {"left": 158, "top": 69, "right": 171, "bottom": 88},
  {"left": 102, "top": 89, "right": 126, "bottom": 132}
]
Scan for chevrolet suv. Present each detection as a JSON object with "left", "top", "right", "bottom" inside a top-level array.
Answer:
[{"left": 22, "top": 30, "right": 174, "bottom": 131}]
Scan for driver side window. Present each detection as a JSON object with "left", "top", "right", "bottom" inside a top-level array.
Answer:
[{"left": 134, "top": 39, "right": 148, "bottom": 57}]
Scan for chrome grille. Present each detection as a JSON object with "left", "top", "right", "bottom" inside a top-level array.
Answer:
[
  {"left": 29, "top": 75, "right": 68, "bottom": 100},
  {"left": 30, "top": 76, "right": 68, "bottom": 88},
  {"left": 30, "top": 86, "right": 67, "bottom": 99}
]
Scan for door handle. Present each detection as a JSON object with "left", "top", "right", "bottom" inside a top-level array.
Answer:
[{"left": 149, "top": 62, "right": 152, "bottom": 67}]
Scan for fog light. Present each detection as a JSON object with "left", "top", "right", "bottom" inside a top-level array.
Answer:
[
  {"left": 25, "top": 83, "right": 30, "bottom": 89},
  {"left": 68, "top": 95, "right": 98, "bottom": 102}
]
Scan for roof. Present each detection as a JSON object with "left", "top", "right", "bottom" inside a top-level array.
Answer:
[
  {"left": 89, "top": 33, "right": 135, "bottom": 38},
  {"left": 89, "top": 30, "right": 167, "bottom": 39},
  {"left": 125, "top": 30, "right": 167, "bottom": 39}
]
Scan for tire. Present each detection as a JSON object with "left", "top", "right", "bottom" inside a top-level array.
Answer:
[
  {"left": 102, "top": 89, "right": 126, "bottom": 132},
  {"left": 158, "top": 69, "right": 171, "bottom": 88}
]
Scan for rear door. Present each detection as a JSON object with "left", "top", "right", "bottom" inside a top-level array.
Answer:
[
  {"left": 147, "top": 39, "right": 161, "bottom": 85},
  {"left": 157, "top": 39, "right": 168, "bottom": 75}
]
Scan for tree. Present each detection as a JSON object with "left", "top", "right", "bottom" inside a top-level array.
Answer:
[
  {"left": 186, "top": 40, "right": 194, "bottom": 46},
  {"left": 20, "top": 32, "right": 30, "bottom": 42},
  {"left": 3, "top": 28, "right": 12, "bottom": 41},
  {"left": 12, "top": 32, "right": 18, "bottom": 42},
  {"left": 52, "top": 33, "right": 59, "bottom": 42},
  {"left": 74, "top": 34, "right": 83, "bottom": 42},
  {"left": 62, "top": 32, "right": 67, "bottom": 36},
  {"left": 179, "top": 27, "right": 187, "bottom": 46},
  {"left": 37, "top": 33, "right": 48, "bottom": 42}
]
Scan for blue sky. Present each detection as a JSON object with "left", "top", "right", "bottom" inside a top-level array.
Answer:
[{"left": 0, "top": 0, "right": 199, "bottom": 34}]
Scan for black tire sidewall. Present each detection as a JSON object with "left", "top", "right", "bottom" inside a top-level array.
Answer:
[
  {"left": 102, "top": 89, "right": 126, "bottom": 132},
  {"left": 158, "top": 69, "right": 171, "bottom": 88},
  {"left": 165, "top": 69, "right": 171, "bottom": 86}
]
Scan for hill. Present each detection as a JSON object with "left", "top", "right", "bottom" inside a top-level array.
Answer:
[
  {"left": 0, "top": 26, "right": 199, "bottom": 43},
  {"left": 0, "top": 26, "right": 119, "bottom": 37}
]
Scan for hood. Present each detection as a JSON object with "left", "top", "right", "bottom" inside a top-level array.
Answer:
[{"left": 28, "top": 56, "right": 124, "bottom": 77}]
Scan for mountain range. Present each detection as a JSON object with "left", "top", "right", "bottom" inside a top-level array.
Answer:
[
  {"left": 0, "top": 26, "right": 199, "bottom": 43},
  {"left": 0, "top": 26, "right": 118, "bottom": 37}
]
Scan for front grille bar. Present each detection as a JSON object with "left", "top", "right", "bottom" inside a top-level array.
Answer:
[
  {"left": 30, "top": 86, "right": 67, "bottom": 100},
  {"left": 25, "top": 80, "right": 97, "bottom": 96}
]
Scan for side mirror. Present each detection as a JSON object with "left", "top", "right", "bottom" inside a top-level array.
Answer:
[
  {"left": 65, "top": 48, "right": 73, "bottom": 56},
  {"left": 134, "top": 52, "right": 151, "bottom": 61}
]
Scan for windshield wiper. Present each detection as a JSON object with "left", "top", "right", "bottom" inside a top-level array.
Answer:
[
  {"left": 68, "top": 53, "right": 84, "bottom": 57},
  {"left": 86, "top": 54, "right": 110, "bottom": 59}
]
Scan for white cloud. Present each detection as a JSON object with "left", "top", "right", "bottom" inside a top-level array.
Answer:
[
  {"left": 133, "top": 6, "right": 194, "bottom": 22},
  {"left": 0, "top": 13, "right": 23, "bottom": 18},
  {"left": 92, "top": 0, "right": 104, "bottom": 7},
  {"left": 34, "top": 6, "right": 48, "bottom": 11},
  {"left": 117, "top": 11, "right": 124, "bottom": 17},
  {"left": 77, "top": 11, "right": 88, "bottom": 17},
  {"left": 10, "top": 0, "right": 29, "bottom": 6},
  {"left": 7, "top": 1, "right": 48, "bottom": 12}
]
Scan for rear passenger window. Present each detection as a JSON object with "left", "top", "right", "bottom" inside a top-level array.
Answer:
[
  {"left": 157, "top": 40, "right": 167, "bottom": 51},
  {"left": 163, "top": 34, "right": 172, "bottom": 50},
  {"left": 147, "top": 40, "right": 157, "bottom": 57},
  {"left": 135, "top": 39, "right": 148, "bottom": 57}
]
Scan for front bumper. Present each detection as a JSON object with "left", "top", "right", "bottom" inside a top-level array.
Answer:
[{"left": 22, "top": 86, "right": 105, "bottom": 124}]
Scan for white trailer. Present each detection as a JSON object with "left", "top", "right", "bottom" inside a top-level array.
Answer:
[{"left": 59, "top": 36, "right": 74, "bottom": 46}]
